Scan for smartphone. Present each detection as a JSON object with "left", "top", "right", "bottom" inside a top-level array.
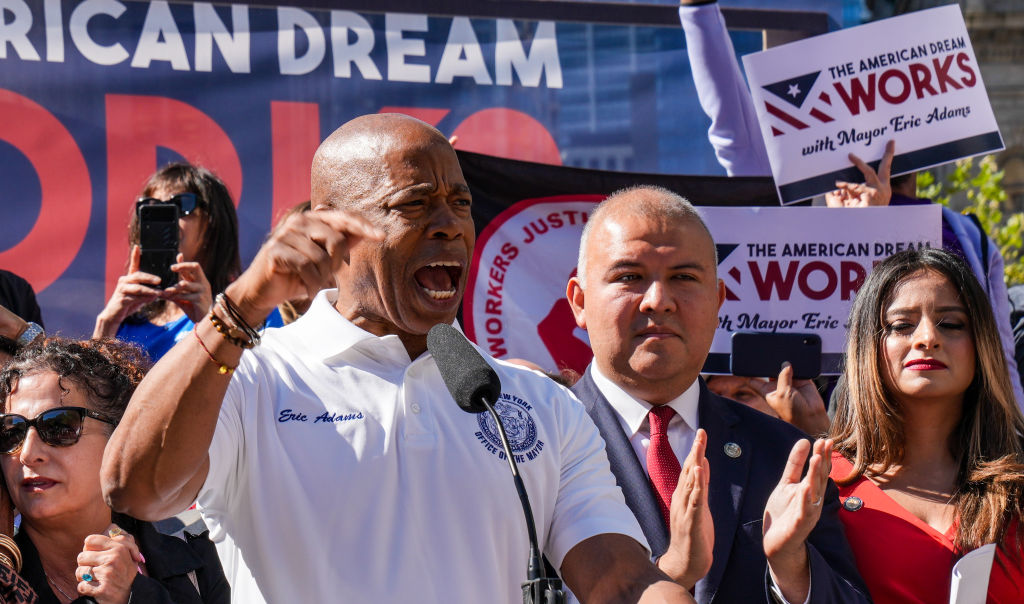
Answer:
[
  {"left": 138, "top": 203, "right": 180, "bottom": 289},
  {"left": 730, "top": 331, "right": 822, "bottom": 380}
]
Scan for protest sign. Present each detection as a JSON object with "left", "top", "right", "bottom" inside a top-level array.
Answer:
[
  {"left": 465, "top": 201, "right": 942, "bottom": 375},
  {"left": 742, "top": 5, "right": 1003, "bottom": 205},
  {"left": 704, "top": 205, "right": 941, "bottom": 373}
]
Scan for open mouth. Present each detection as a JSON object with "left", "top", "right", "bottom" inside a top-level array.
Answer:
[{"left": 413, "top": 261, "right": 463, "bottom": 300}]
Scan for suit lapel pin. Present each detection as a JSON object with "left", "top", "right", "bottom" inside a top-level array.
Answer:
[
  {"left": 843, "top": 496, "right": 863, "bottom": 511},
  {"left": 724, "top": 442, "right": 742, "bottom": 458}
]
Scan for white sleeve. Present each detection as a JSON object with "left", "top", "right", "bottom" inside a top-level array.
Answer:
[
  {"left": 680, "top": 3, "right": 771, "bottom": 176},
  {"left": 544, "top": 391, "right": 649, "bottom": 570},
  {"left": 196, "top": 356, "right": 255, "bottom": 517},
  {"left": 767, "top": 565, "right": 812, "bottom": 604}
]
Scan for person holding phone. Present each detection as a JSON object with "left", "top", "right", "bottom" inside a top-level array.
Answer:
[
  {"left": 93, "top": 163, "right": 279, "bottom": 361},
  {"left": 831, "top": 248, "right": 1024, "bottom": 602},
  {"left": 705, "top": 367, "right": 830, "bottom": 437},
  {"left": 0, "top": 337, "right": 229, "bottom": 603}
]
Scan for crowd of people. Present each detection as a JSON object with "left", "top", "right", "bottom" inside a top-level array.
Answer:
[{"left": 0, "top": 1, "right": 1022, "bottom": 603}]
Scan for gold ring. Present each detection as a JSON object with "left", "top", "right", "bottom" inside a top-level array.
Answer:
[{"left": 107, "top": 526, "right": 124, "bottom": 538}]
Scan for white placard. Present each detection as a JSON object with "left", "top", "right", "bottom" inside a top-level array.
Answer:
[
  {"left": 464, "top": 200, "right": 941, "bottom": 376},
  {"left": 705, "top": 205, "right": 941, "bottom": 373},
  {"left": 742, "top": 5, "right": 1003, "bottom": 205},
  {"left": 949, "top": 543, "right": 996, "bottom": 604}
]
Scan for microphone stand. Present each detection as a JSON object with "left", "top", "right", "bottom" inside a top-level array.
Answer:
[{"left": 482, "top": 397, "right": 566, "bottom": 604}]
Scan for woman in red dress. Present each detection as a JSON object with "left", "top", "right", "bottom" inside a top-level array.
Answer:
[{"left": 831, "top": 247, "right": 1024, "bottom": 603}]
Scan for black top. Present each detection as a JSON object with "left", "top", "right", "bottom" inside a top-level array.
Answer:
[
  {"left": 16, "top": 517, "right": 229, "bottom": 604},
  {"left": 0, "top": 563, "right": 36, "bottom": 603},
  {"left": 0, "top": 271, "right": 43, "bottom": 327}
]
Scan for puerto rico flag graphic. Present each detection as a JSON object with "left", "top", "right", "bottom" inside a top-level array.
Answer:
[{"left": 761, "top": 71, "right": 836, "bottom": 136}]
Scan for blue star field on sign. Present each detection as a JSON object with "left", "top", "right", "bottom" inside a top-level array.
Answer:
[{"left": 763, "top": 71, "right": 821, "bottom": 109}]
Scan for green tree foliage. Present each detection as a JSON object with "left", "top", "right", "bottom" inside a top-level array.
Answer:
[{"left": 917, "top": 155, "right": 1024, "bottom": 286}]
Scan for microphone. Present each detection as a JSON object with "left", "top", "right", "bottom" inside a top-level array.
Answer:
[
  {"left": 427, "top": 324, "right": 565, "bottom": 604},
  {"left": 426, "top": 323, "right": 500, "bottom": 413}
]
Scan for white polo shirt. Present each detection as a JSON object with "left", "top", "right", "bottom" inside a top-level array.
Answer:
[{"left": 197, "top": 290, "right": 646, "bottom": 604}]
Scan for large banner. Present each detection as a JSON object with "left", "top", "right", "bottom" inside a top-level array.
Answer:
[
  {"left": 460, "top": 153, "right": 941, "bottom": 375},
  {"left": 742, "top": 5, "right": 1003, "bottom": 204},
  {"left": 0, "top": 0, "right": 762, "bottom": 335}
]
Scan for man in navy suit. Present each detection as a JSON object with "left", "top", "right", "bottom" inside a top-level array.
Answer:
[{"left": 566, "top": 186, "right": 869, "bottom": 603}]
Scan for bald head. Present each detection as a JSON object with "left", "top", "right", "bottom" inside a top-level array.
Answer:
[
  {"left": 311, "top": 113, "right": 452, "bottom": 211},
  {"left": 577, "top": 186, "right": 716, "bottom": 288}
]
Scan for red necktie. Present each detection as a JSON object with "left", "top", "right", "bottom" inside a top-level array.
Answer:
[{"left": 647, "top": 405, "right": 681, "bottom": 528}]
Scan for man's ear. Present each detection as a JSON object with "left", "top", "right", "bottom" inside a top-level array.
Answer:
[
  {"left": 716, "top": 278, "right": 726, "bottom": 310},
  {"left": 566, "top": 277, "right": 588, "bottom": 330}
]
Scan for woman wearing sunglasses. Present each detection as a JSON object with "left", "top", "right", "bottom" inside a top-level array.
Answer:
[
  {"left": 830, "top": 248, "right": 1024, "bottom": 602},
  {"left": 93, "top": 163, "right": 280, "bottom": 361},
  {"left": 0, "top": 338, "right": 229, "bottom": 603}
]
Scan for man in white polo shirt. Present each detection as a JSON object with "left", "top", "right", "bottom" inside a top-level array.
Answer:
[{"left": 101, "top": 114, "right": 694, "bottom": 603}]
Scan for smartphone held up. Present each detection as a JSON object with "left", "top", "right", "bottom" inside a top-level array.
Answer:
[
  {"left": 137, "top": 203, "right": 180, "bottom": 289},
  {"left": 729, "top": 331, "right": 822, "bottom": 380}
]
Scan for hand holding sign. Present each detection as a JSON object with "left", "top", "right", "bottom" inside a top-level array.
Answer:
[
  {"left": 825, "top": 140, "right": 895, "bottom": 208},
  {"left": 742, "top": 5, "right": 1003, "bottom": 204}
]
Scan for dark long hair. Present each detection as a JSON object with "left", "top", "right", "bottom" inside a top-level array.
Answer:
[
  {"left": 832, "top": 247, "right": 1024, "bottom": 555},
  {"left": 128, "top": 162, "right": 241, "bottom": 313}
]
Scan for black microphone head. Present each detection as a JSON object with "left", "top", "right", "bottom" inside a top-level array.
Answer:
[{"left": 427, "top": 323, "right": 501, "bottom": 414}]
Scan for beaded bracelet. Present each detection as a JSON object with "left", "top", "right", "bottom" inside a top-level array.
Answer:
[
  {"left": 212, "top": 296, "right": 260, "bottom": 348},
  {"left": 209, "top": 310, "right": 254, "bottom": 349},
  {"left": 218, "top": 293, "right": 262, "bottom": 345},
  {"left": 193, "top": 329, "right": 236, "bottom": 375}
]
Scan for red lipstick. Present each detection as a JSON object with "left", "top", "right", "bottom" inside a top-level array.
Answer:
[{"left": 904, "top": 359, "right": 947, "bottom": 370}]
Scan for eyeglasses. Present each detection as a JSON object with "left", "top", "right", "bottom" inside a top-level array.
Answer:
[
  {"left": 136, "top": 192, "right": 205, "bottom": 216},
  {"left": 0, "top": 407, "right": 117, "bottom": 454}
]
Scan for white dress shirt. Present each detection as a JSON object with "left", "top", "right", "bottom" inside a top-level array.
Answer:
[
  {"left": 588, "top": 363, "right": 807, "bottom": 604},
  {"left": 588, "top": 363, "right": 701, "bottom": 474}
]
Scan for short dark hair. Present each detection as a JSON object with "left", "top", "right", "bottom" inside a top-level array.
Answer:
[
  {"left": 577, "top": 185, "right": 714, "bottom": 287},
  {"left": 0, "top": 338, "right": 150, "bottom": 427}
]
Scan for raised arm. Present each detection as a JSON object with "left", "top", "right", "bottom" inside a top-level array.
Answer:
[
  {"left": 679, "top": 0, "right": 771, "bottom": 176},
  {"left": 0, "top": 305, "right": 30, "bottom": 367},
  {"left": 100, "top": 210, "right": 382, "bottom": 520}
]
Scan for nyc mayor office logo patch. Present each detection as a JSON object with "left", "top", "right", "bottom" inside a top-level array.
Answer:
[{"left": 475, "top": 393, "right": 545, "bottom": 463}]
